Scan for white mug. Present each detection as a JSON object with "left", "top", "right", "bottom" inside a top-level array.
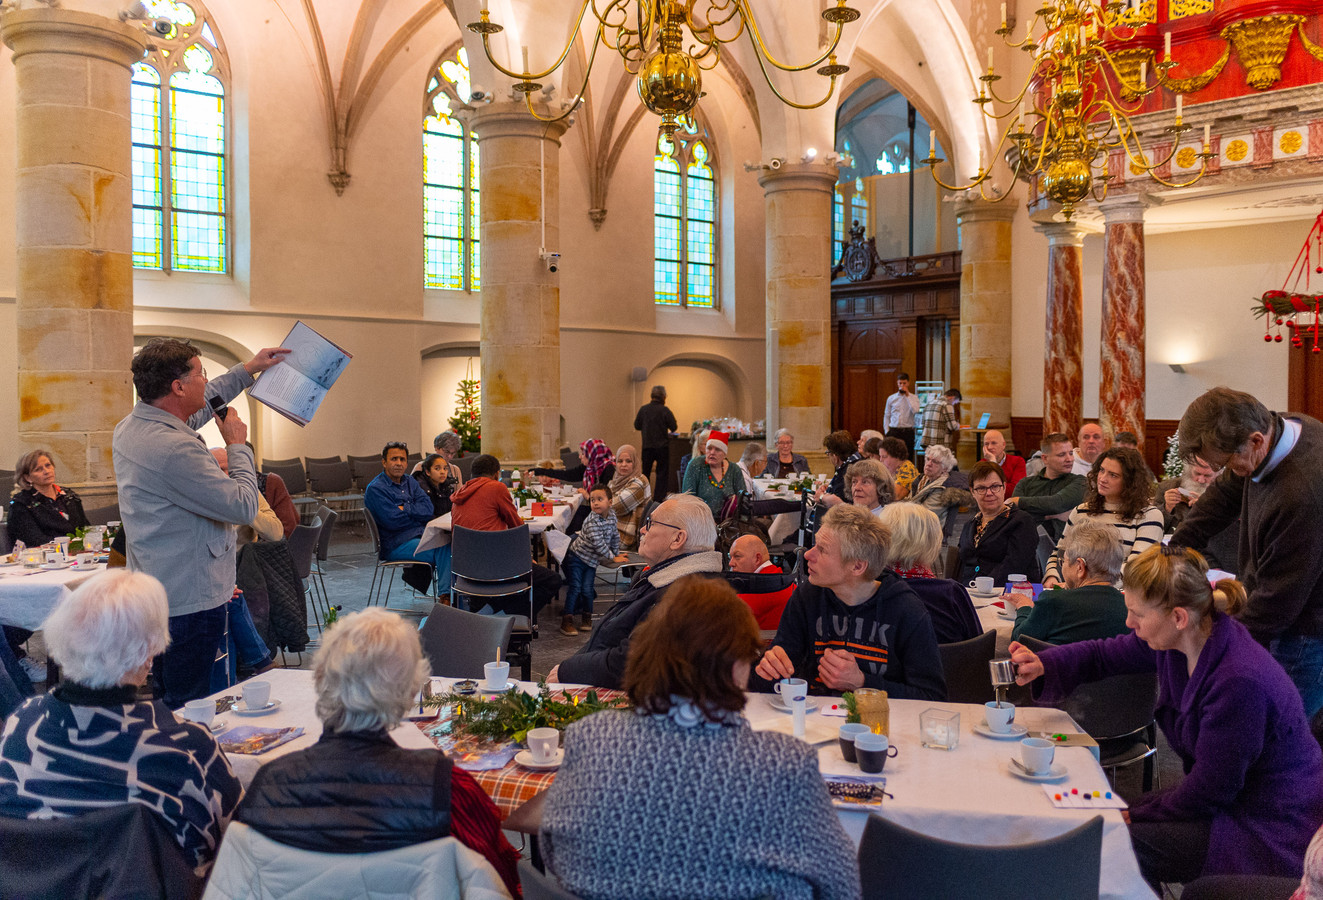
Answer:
[
  {"left": 1020, "top": 737, "right": 1056, "bottom": 775},
  {"left": 242, "top": 680, "right": 271, "bottom": 710},
  {"left": 526, "top": 727, "right": 560, "bottom": 763},
  {"left": 984, "top": 700, "right": 1016, "bottom": 734},
  {"left": 44, "top": 550, "right": 66, "bottom": 565},
  {"left": 484, "top": 661, "right": 510, "bottom": 692},
  {"left": 774, "top": 677, "right": 808, "bottom": 703},
  {"left": 969, "top": 576, "right": 994, "bottom": 593},
  {"left": 75, "top": 552, "right": 96, "bottom": 567},
  {"left": 183, "top": 699, "right": 215, "bottom": 727}
]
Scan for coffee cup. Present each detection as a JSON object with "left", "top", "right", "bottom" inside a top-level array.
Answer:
[
  {"left": 52, "top": 537, "right": 70, "bottom": 552},
  {"left": 969, "top": 576, "right": 994, "bottom": 593},
  {"left": 838, "top": 723, "right": 871, "bottom": 763},
  {"left": 183, "top": 699, "right": 215, "bottom": 727},
  {"left": 854, "top": 732, "right": 899, "bottom": 774},
  {"left": 44, "top": 550, "right": 66, "bottom": 566},
  {"left": 984, "top": 700, "right": 1016, "bottom": 734},
  {"left": 242, "top": 680, "right": 271, "bottom": 711},
  {"left": 1020, "top": 737, "right": 1056, "bottom": 775},
  {"left": 774, "top": 677, "right": 808, "bottom": 705},
  {"left": 484, "top": 661, "right": 510, "bottom": 692},
  {"left": 526, "top": 727, "right": 560, "bottom": 764},
  {"left": 75, "top": 552, "right": 96, "bottom": 567}
]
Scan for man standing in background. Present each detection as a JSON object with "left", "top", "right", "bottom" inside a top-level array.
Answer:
[
  {"left": 883, "top": 373, "right": 921, "bottom": 455},
  {"left": 634, "top": 384, "right": 678, "bottom": 502}
]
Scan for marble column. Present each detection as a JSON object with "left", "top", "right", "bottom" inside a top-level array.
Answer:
[
  {"left": 1035, "top": 221, "right": 1085, "bottom": 437},
  {"left": 1, "top": 8, "right": 146, "bottom": 493},
  {"left": 759, "top": 164, "right": 837, "bottom": 445},
  {"left": 470, "top": 104, "right": 568, "bottom": 465},
  {"left": 1098, "top": 195, "right": 1148, "bottom": 445},
  {"left": 955, "top": 196, "right": 1015, "bottom": 455}
]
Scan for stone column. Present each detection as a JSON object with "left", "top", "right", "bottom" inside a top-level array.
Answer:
[
  {"left": 1034, "top": 221, "right": 1086, "bottom": 437},
  {"left": 470, "top": 104, "right": 568, "bottom": 465},
  {"left": 955, "top": 196, "right": 1015, "bottom": 454},
  {"left": 759, "top": 164, "right": 837, "bottom": 446},
  {"left": 2, "top": 9, "right": 146, "bottom": 495},
  {"left": 1098, "top": 195, "right": 1148, "bottom": 445}
]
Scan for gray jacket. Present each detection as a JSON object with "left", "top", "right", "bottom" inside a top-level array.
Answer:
[{"left": 113, "top": 364, "right": 260, "bottom": 616}]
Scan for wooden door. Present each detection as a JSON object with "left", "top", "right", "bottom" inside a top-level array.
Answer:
[
  {"left": 1289, "top": 345, "right": 1323, "bottom": 418},
  {"left": 838, "top": 321, "right": 903, "bottom": 438}
]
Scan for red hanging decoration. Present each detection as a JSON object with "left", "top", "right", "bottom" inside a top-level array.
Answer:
[{"left": 1253, "top": 207, "right": 1323, "bottom": 350}]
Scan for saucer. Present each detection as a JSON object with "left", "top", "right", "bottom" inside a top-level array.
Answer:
[
  {"left": 768, "top": 695, "right": 820, "bottom": 713},
  {"left": 996, "top": 606, "right": 1018, "bottom": 619},
  {"left": 515, "top": 749, "right": 564, "bottom": 770},
  {"left": 479, "top": 683, "right": 516, "bottom": 694},
  {"left": 208, "top": 718, "right": 228, "bottom": 733},
  {"left": 969, "top": 588, "right": 1003, "bottom": 600},
  {"left": 39, "top": 562, "right": 72, "bottom": 570},
  {"left": 232, "top": 698, "right": 281, "bottom": 716},
  {"left": 973, "top": 722, "right": 1028, "bottom": 740},
  {"left": 1008, "top": 760, "right": 1068, "bottom": 782}
]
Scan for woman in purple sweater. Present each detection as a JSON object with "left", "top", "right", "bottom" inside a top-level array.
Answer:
[{"left": 1010, "top": 545, "right": 1323, "bottom": 891}]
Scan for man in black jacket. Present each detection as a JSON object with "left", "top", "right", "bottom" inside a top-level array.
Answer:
[
  {"left": 753, "top": 504, "right": 946, "bottom": 700},
  {"left": 633, "top": 384, "right": 678, "bottom": 502},
  {"left": 550, "top": 494, "right": 722, "bottom": 688},
  {"left": 1171, "top": 387, "right": 1323, "bottom": 716}
]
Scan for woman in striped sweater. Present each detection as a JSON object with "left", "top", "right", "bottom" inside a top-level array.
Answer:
[{"left": 1043, "top": 446, "right": 1164, "bottom": 588}]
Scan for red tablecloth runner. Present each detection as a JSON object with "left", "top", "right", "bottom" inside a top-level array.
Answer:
[{"left": 415, "top": 686, "right": 628, "bottom": 817}]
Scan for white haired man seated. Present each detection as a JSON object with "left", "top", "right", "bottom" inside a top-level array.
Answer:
[
  {"left": 0, "top": 570, "right": 243, "bottom": 874},
  {"left": 549, "top": 494, "right": 724, "bottom": 689}
]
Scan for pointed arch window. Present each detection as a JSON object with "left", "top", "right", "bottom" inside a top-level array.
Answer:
[
  {"left": 654, "top": 117, "right": 716, "bottom": 308},
  {"left": 131, "top": 1, "right": 228, "bottom": 273},
  {"left": 424, "top": 48, "right": 481, "bottom": 292}
]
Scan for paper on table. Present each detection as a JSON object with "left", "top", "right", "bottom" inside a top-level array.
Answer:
[
  {"left": 543, "top": 530, "right": 571, "bottom": 564},
  {"left": 750, "top": 713, "right": 837, "bottom": 745},
  {"left": 1042, "top": 784, "right": 1127, "bottom": 809}
]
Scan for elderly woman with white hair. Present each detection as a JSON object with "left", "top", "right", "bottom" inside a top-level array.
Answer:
[
  {"left": 682, "top": 430, "right": 747, "bottom": 518},
  {"left": 907, "top": 444, "right": 962, "bottom": 529},
  {"left": 0, "top": 570, "right": 242, "bottom": 874},
  {"left": 877, "top": 503, "right": 982, "bottom": 644},
  {"left": 223, "top": 607, "right": 519, "bottom": 896},
  {"left": 767, "top": 428, "right": 809, "bottom": 478},
  {"left": 550, "top": 493, "right": 725, "bottom": 689}
]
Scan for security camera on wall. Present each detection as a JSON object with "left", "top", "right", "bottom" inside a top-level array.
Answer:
[{"left": 539, "top": 249, "right": 560, "bottom": 274}]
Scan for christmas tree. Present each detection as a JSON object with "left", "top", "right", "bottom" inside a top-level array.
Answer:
[
  {"left": 448, "top": 361, "right": 481, "bottom": 452},
  {"left": 1163, "top": 431, "right": 1184, "bottom": 481}
]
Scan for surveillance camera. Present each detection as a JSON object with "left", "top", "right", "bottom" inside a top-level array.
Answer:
[
  {"left": 540, "top": 249, "right": 560, "bottom": 274},
  {"left": 469, "top": 89, "right": 487, "bottom": 102},
  {"left": 768, "top": 157, "right": 784, "bottom": 170},
  {"left": 152, "top": 17, "right": 174, "bottom": 35}
]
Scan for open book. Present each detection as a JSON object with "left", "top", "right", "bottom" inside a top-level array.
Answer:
[{"left": 248, "top": 321, "right": 352, "bottom": 426}]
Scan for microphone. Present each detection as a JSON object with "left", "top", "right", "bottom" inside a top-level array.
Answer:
[{"left": 208, "top": 395, "right": 229, "bottom": 422}]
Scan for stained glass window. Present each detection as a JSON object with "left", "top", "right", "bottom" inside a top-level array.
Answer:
[
  {"left": 424, "top": 48, "right": 481, "bottom": 291},
  {"left": 131, "top": 1, "right": 227, "bottom": 273},
  {"left": 655, "top": 116, "right": 717, "bottom": 308}
]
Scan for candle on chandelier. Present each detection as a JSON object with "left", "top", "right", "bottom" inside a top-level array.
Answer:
[
  {"left": 929, "top": 129, "right": 936, "bottom": 159},
  {"left": 522, "top": 46, "right": 530, "bottom": 75},
  {"left": 1164, "top": 32, "right": 1172, "bottom": 60},
  {"left": 1000, "top": 2, "right": 1007, "bottom": 27},
  {"left": 1203, "top": 123, "right": 1211, "bottom": 149},
  {"left": 988, "top": 46, "right": 994, "bottom": 70},
  {"left": 1176, "top": 94, "right": 1183, "bottom": 120},
  {"left": 1138, "top": 61, "right": 1147, "bottom": 89}
]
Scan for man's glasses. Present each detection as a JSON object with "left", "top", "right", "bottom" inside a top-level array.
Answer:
[
  {"left": 970, "top": 483, "right": 1005, "bottom": 495},
  {"left": 643, "top": 516, "right": 682, "bottom": 532}
]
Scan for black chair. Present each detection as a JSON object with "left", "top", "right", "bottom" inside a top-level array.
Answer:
[
  {"left": 418, "top": 602, "right": 514, "bottom": 678},
  {"left": 407, "top": 452, "right": 423, "bottom": 469},
  {"left": 305, "top": 458, "right": 365, "bottom": 525},
  {"left": 347, "top": 454, "right": 383, "bottom": 491},
  {"left": 858, "top": 812, "right": 1103, "bottom": 899},
  {"left": 519, "top": 858, "right": 582, "bottom": 900},
  {"left": 454, "top": 454, "right": 476, "bottom": 482},
  {"left": 83, "top": 502, "right": 120, "bottom": 526},
  {"left": 0, "top": 522, "right": 11, "bottom": 556},
  {"left": 450, "top": 525, "right": 536, "bottom": 681},
  {"left": 363, "top": 506, "right": 434, "bottom": 611},
  {"left": 1019, "top": 635, "right": 1160, "bottom": 790},
  {"left": 506, "top": 792, "right": 549, "bottom": 869},
  {"left": 0, "top": 469, "right": 14, "bottom": 500},
  {"left": 1180, "top": 875, "right": 1300, "bottom": 900},
  {"left": 559, "top": 446, "right": 579, "bottom": 469},
  {"left": 0, "top": 803, "right": 203, "bottom": 899},
  {"left": 308, "top": 503, "right": 339, "bottom": 633},
  {"left": 937, "top": 629, "right": 997, "bottom": 704},
  {"left": 261, "top": 459, "right": 319, "bottom": 520}
]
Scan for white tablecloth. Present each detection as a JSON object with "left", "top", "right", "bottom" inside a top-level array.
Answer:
[
  {"left": 416, "top": 493, "right": 583, "bottom": 553},
  {"left": 195, "top": 668, "right": 437, "bottom": 787},
  {"left": 0, "top": 562, "right": 103, "bottom": 629},
  {"left": 976, "top": 599, "right": 1018, "bottom": 655},
  {"left": 745, "top": 694, "right": 1153, "bottom": 900}
]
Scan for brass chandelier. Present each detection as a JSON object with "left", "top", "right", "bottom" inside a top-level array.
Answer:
[
  {"left": 467, "top": 0, "right": 861, "bottom": 137},
  {"left": 926, "top": 0, "right": 1214, "bottom": 220}
]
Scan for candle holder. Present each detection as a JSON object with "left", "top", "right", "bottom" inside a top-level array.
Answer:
[{"left": 920, "top": 708, "right": 960, "bottom": 751}]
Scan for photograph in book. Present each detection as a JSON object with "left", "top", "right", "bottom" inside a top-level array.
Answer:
[{"left": 247, "top": 321, "right": 352, "bottom": 426}]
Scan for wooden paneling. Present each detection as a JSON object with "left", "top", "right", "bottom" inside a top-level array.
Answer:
[
  {"left": 1011, "top": 417, "right": 1180, "bottom": 477},
  {"left": 1289, "top": 346, "right": 1323, "bottom": 419}
]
